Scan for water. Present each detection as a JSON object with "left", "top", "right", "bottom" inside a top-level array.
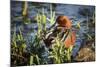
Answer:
[{"left": 11, "top": 1, "right": 95, "bottom": 58}]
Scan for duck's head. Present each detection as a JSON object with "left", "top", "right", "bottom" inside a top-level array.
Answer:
[{"left": 56, "top": 16, "right": 72, "bottom": 29}]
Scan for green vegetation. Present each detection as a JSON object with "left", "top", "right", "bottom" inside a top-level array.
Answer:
[{"left": 11, "top": 1, "right": 95, "bottom": 66}]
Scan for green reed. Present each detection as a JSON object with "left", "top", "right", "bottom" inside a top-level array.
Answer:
[
  {"left": 36, "top": 8, "right": 47, "bottom": 37},
  {"left": 45, "top": 4, "right": 56, "bottom": 26},
  {"left": 29, "top": 54, "right": 40, "bottom": 65},
  {"left": 11, "top": 27, "right": 27, "bottom": 65},
  {"left": 22, "top": 1, "right": 31, "bottom": 24},
  {"left": 48, "top": 35, "right": 72, "bottom": 63}
]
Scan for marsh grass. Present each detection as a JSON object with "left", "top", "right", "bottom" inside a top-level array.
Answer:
[
  {"left": 11, "top": 3, "right": 95, "bottom": 66},
  {"left": 48, "top": 35, "right": 73, "bottom": 64}
]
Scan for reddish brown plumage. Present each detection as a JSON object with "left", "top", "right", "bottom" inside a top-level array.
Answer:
[
  {"left": 56, "top": 16, "right": 76, "bottom": 48},
  {"left": 56, "top": 16, "right": 72, "bottom": 29},
  {"left": 64, "top": 31, "right": 76, "bottom": 48}
]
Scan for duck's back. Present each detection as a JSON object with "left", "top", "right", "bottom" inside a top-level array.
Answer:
[{"left": 64, "top": 31, "right": 76, "bottom": 48}]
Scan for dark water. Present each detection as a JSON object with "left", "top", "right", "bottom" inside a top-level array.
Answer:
[{"left": 11, "top": 1, "right": 95, "bottom": 58}]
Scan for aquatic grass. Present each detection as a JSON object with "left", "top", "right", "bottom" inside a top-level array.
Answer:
[
  {"left": 35, "top": 4, "right": 56, "bottom": 36},
  {"left": 35, "top": 54, "right": 40, "bottom": 64},
  {"left": 12, "top": 27, "right": 17, "bottom": 48},
  {"left": 46, "top": 4, "right": 56, "bottom": 25},
  {"left": 48, "top": 35, "right": 73, "bottom": 63},
  {"left": 30, "top": 55, "right": 33, "bottom": 65},
  {"left": 29, "top": 54, "right": 40, "bottom": 65},
  {"left": 50, "top": 4, "right": 56, "bottom": 25},
  {"left": 22, "top": 1, "right": 28, "bottom": 17},
  {"left": 66, "top": 46, "right": 73, "bottom": 62},
  {"left": 36, "top": 8, "right": 47, "bottom": 37},
  {"left": 12, "top": 27, "right": 26, "bottom": 49},
  {"left": 92, "top": 12, "right": 95, "bottom": 24},
  {"left": 11, "top": 27, "right": 28, "bottom": 65},
  {"left": 76, "top": 22, "right": 81, "bottom": 29},
  {"left": 22, "top": 1, "right": 31, "bottom": 24},
  {"left": 42, "top": 8, "right": 47, "bottom": 31},
  {"left": 36, "top": 13, "right": 42, "bottom": 36}
]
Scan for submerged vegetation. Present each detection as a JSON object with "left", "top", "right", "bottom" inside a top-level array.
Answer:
[{"left": 11, "top": 1, "right": 95, "bottom": 66}]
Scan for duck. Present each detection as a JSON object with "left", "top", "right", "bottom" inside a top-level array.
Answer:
[
  {"left": 44, "top": 16, "right": 76, "bottom": 48},
  {"left": 56, "top": 16, "right": 76, "bottom": 48}
]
